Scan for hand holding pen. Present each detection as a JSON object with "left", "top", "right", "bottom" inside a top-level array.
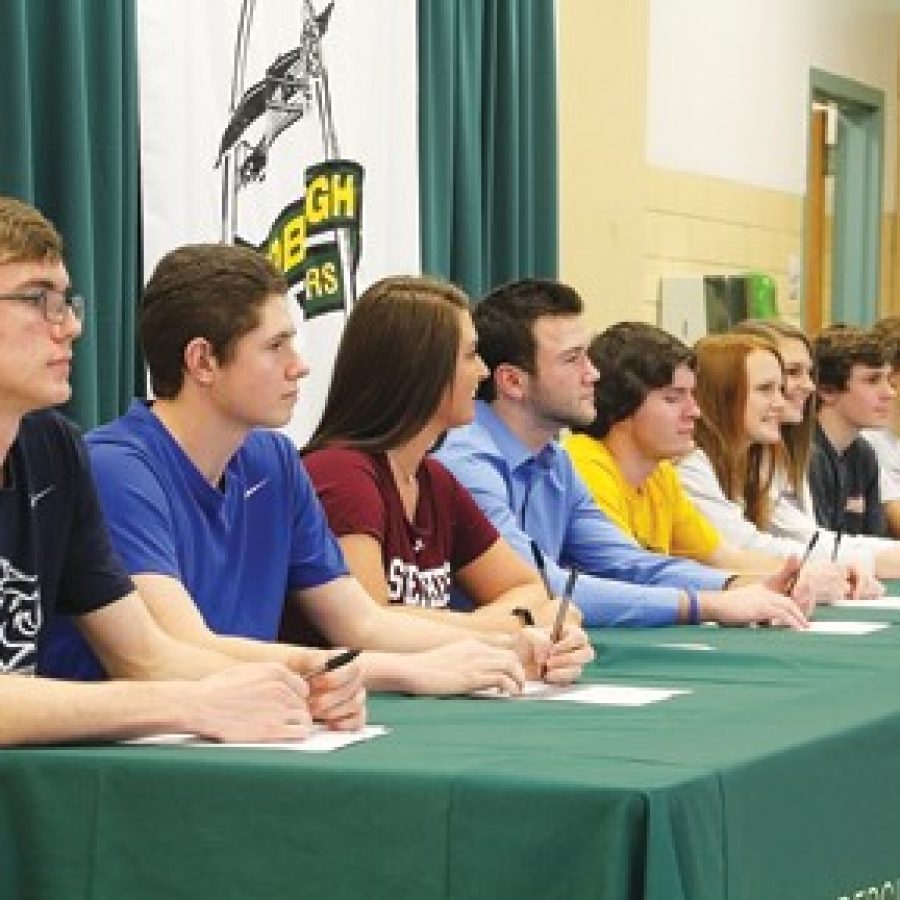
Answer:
[
  {"left": 783, "top": 531, "right": 820, "bottom": 596},
  {"left": 528, "top": 541, "right": 594, "bottom": 681},
  {"left": 305, "top": 649, "right": 367, "bottom": 731}
]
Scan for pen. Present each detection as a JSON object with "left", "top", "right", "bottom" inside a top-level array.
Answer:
[
  {"left": 832, "top": 529, "right": 843, "bottom": 562},
  {"left": 530, "top": 540, "right": 555, "bottom": 604},
  {"left": 306, "top": 648, "right": 361, "bottom": 679},
  {"left": 551, "top": 568, "right": 579, "bottom": 643},
  {"left": 784, "top": 531, "right": 820, "bottom": 594}
]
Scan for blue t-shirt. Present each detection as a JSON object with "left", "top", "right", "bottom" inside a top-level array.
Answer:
[{"left": 38, "top": 401, "right": 347, "bottom": 679}]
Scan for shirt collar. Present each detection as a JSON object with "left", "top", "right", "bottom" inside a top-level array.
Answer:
[{"left": 475, "top": 400, "right": 560, "bottom": 475}]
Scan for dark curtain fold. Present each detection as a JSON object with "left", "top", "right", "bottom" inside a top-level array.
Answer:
[
  {"left": 0, "top": 0, "right": 143, "bottom": 430},
  {"left": 419, "top": 0, "right": 558, "bottom": 300}
]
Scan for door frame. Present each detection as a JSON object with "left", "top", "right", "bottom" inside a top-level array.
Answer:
[{"left": 805, "top": 68, "right": 884, "bottom": 328}]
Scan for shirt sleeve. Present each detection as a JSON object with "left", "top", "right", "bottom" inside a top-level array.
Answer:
[
  {"left": 561, "top": 467, "right": 730, "bottom": 607},
  {"left": 678, "top": 450, "right": 819, "bottom": 557},
  {"left": 58, "top": 426, "right": 134, "bottom": 616},
  {"left": 442, "top": 442, "right": 720, "bottom": 628}
]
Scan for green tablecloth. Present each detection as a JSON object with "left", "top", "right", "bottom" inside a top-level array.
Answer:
[{"left": 5, "top": 604, "right": 900, "bottom": 900}]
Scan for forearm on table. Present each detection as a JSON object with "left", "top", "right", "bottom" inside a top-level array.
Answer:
[
  {"left": 211, "top": 633, "right": 323, "bottom": 673},
  {"left": 0, "top": 675, "right": 194, "bottom": 747},
  {"left": 377, "top": 603, "right": 519, "bottom": 637}
]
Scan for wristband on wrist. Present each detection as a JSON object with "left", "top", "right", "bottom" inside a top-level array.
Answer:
[
  {"left": 721, "top": 574, "right": 739, "bottom": 590},
  {"left": 685, "top": 588, "right": 700, "bottom": 625}
]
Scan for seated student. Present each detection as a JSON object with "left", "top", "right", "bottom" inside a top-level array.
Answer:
[
  {"left": 733, "top": 319, "right": 899, "bottom": 578},
  {"left": 39, "top": 245, "right": 537, "bottom": 701},
  {"left": 676, "top": 330, "right": 894, "bottom": 584},
  {"left": 0, "top": 196, "right": 316, "bottom": 746},
  {"left": 563, "top": 321, "right": 847, "bottom": 601},
  {"left": 809, "top": 326, "right": 894, "bottom": 537},
  {"left": 434, "top": 278, "right": 809, "bottom": 630},
  {"left": 863, "top": 316, "right": 900, "bottom": 538},
  {"left": 300, "top": 276, "right": 593, "bottom": 684}
]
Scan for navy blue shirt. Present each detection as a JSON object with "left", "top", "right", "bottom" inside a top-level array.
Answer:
[
  {"left": 2, "top": 411, "right": 132, "bottom": 674},
  {"left": 808, "top": 424, "right": 886, "bottom": 537}
]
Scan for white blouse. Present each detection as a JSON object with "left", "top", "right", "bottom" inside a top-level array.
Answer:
[{"left": 676, "top": 448, "right": 890, "bottom": 571}]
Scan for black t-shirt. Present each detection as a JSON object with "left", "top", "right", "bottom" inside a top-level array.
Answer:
[
  {"left": 808, "top": 424, "right": 886, "bottom": 537},
  {"left": 0, "top": 410, "right": 133, "bottom": 673}
]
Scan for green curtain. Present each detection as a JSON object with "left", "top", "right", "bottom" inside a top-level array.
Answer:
[
  {"left": 0, "top": 0, "right": 142, "bottom": 430},
  {"left": 419, "top": 0, "right": 558, "bottom": 300}
]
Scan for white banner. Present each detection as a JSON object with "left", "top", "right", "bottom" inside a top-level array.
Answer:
[{"left": 137, "top": 0, "right": 420, "bottom": 442}]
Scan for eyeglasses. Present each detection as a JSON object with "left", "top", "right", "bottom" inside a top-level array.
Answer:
[{"left": 0, "top": 287, "right": 85, "bottom": 324}]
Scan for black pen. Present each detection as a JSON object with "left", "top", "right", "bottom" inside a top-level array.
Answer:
[
  {"left": 530, "top": 540, "right": 555, "bottom": 604},
  {"left": 306, "top": 648, "right": 361, "bottom": 679},
  {"left": 551, "top": 568, "right": 579, "bottom": 643},
  {"left": 785, "top": 531, "right": 820, "bottom": 594},
  {"left": 832, "top": 529, "right": 843, "bottom": 562}
]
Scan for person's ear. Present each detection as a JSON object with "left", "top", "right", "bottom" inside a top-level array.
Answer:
[
  {"left": 816, "top": 385, "right": 838, "bottom": 407},
  {"left": 183, "top": 337, "right": 217, "bottom": 386},
  {"left": 495, "top": 363, "right": 528, "bottom": 400}
]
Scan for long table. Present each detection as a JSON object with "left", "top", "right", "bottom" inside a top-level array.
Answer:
[{"left": 5, "top": 605, "right": 900, "bottom": 899}]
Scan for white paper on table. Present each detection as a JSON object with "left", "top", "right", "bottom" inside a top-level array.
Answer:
[
  {"left": 469, "top": 680, "right": 565, "bottom": 699},
  {"left": 654, "top": 642, "right": 715, "bottom": 652},
  {"left": 803, "top": 620, "right": 889, "bottom": 636},
  {"left": 471, "top": 681, "right": 690, "bottom": 706},
  {"left": 545, "top": 684, "right": 690, "bottom": 706},
  {"left": 123, "top": 724, "right": 389, "bottom": 752},
  {"left": 831, "top": 596, "right": 900, "bottom": 611}
]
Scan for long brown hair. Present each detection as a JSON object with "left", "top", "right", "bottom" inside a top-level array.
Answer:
[
  {"left": 732, "top": 319, "right": 814, "bottom": 494},
  {"left": 693, "top": 333, "right": 784, "bottom": 527},
  {"left": 304, "top": 275, "right": 471, "bottom": 454}
]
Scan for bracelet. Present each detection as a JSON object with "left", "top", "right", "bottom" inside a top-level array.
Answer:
[
  {"left": 685, "top": 588, "right": 700, "bottom": 625},
  {"left": 721, "top": 574, "right": 739, "bottom": 590},
  {"left": 511, "top": 607, "right": 536, "bottom": 628}
]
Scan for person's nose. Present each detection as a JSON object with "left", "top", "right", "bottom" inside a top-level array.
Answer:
[{"left": 289, "top": 348, "right": 310, "bottom": 380}]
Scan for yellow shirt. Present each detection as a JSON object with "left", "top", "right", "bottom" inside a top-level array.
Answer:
[{"left": 563, "top": 433, "right": 720, "bottom": 561}]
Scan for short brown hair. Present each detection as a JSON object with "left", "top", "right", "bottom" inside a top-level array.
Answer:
[
  {"left": 814, "top": 325, "right": 887, "bottom": 392},
  {"left": 305, "top": 276, "right": 471, "bottom": 454},
  {"left": 871, "top": 316, "right": 900, "bottom": 368},
  {"left": 140, "top": 243, "right": 287, "bottom": 398},
  {"left": 474, "top": 279, "right": 583, "bottom": 403},
  {"left": 0, "top": 196, "right": 63, "bottom": 265},
  {"left": 579, "top": 322, "right": 694, "bottom": 439}
]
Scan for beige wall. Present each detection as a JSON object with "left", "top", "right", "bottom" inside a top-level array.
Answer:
[
  {"left": 558, "top": 1, "right": 646, "bottom": 332},
  {"left": 559, "top": 1, "right": 900, "bottom": 333}
]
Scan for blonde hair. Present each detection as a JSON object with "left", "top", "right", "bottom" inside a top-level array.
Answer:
[{"left": 0, "top": 196, "right": 63, "bottom": 265}]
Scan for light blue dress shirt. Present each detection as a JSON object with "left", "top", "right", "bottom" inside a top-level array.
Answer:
[{"left": 434, "top": 401, "right": 729, "bottom": 627}]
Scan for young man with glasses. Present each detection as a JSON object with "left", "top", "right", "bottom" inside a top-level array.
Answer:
[{"left": 0, "top": 195, "right": 343, "bottom": 746}]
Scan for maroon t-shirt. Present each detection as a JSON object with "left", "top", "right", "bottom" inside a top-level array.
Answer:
[{"left": 304, "top": 447, "right": 498, "bottom": 607}]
